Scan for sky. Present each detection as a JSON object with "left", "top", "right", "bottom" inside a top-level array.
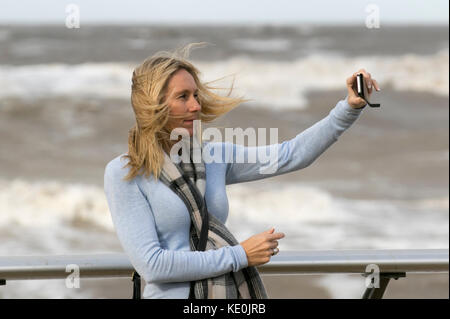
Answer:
[{"left": 0, "top": 0, "right": 448, "bottom": 25}]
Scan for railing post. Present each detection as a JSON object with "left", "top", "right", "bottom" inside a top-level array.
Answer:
[
  {"left": 362, "top": 272, "right": 406, "bottom": 299},
  {"left": 132, "top": 271, "right": 141, "bottom": 299}
]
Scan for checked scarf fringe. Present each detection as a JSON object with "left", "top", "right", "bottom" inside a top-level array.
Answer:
[{"left": 158, "top": 137, "right": 268, "bottom": 299}]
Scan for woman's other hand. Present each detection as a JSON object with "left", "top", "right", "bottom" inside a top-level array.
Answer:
[
  {"left": 346, "top": 68, "right": 381, "bottom": 109},
  {"left": 240, "top": 227, "right": 285, "bottom": 267}
]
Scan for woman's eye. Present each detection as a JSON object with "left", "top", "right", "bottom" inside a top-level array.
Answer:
[{"left": 177, "top": 93, "right": 199, "bottom": 100}]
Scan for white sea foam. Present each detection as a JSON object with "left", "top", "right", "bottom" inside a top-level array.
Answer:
[
  {"left": 1, "top": 178, "right": 447, "bottom": 257},
  {"left": 0, "top": 177, "right": 447, "bottom": 298},
  {"left": 0, "top": 51, "right": 447, "bottom": 109},
  {"left": 0, "top": 178, "right": 119, "bottom": 257},
  {"left": 0, "top": 178, "right": 114, "bottom": 231},
  {"left": 0, "top": 63, "right": 133, "bottom": 100},
  {"left": 316, "top": 274, "right": 367, "bottom": 299},
  {"left": 225, "top": 182, "right": 449, "bottom": 250}
]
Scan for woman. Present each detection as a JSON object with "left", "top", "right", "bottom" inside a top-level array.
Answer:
[{"left": 103, "top": 43, "right": 380, "bottom": 299}]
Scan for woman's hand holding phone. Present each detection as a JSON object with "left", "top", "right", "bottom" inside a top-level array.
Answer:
[{"left": 346, "top": 68, "right": 381, "bottom": 109}]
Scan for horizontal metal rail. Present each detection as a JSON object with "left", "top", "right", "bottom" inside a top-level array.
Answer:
[
  {"left": 0, "top": 249, "right": 447, "bottom": 280},
  {"left": 0, "top": 249, "right": 448, "bottom": 298}
]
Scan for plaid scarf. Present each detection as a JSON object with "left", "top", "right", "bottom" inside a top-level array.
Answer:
[{"left": 158, "top": 138, "right": 268, "bottom": 299}]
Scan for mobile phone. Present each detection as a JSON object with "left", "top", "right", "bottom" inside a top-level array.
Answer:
[
  {"left": 356, "top": 73, "right": 368, "bottom": 100},
  {"left": 356, "top": 73, "right": 380, "bottom": 108}
]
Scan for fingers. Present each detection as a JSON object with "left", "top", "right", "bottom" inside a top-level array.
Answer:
[
  {"left": 266, "top": 247, "right": 279, "bottom": 258},
  {"left": 242, "top": 228, "right": 284, "bottom": 266},
  {"left": 346, "top": 74, "right": 357, "bottom": 89},
  {"left": 267, "top": 240, "right": 279, "bottom": 249},
  {"left": 264, "top": 227, "right": 284, "bottom": 240},
  {"left": 373, "top": 78, "right": 381, "bottom": 91},
  {"left": 267, "top": 232, "right": 285, "bottom": 241},
  {"left": 267, "top": 247, "right": 280, "bottom": 256},
  {"left": 265, "top": 228, "right": 283, "bottom": 258}
]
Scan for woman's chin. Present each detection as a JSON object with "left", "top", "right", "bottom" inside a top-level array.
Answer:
[{"left": 182, "top": 123, "right": 194, "bottom": 136}]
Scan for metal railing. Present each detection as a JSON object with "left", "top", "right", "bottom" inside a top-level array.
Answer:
[{"left": 0, "top": 249, "right": 448, "bottom": 299}]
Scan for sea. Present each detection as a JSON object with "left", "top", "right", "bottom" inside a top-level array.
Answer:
[{"left": 0, "top": 24, "right": 448, "bottom": 298}]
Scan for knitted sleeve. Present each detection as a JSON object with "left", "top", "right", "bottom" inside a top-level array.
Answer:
[
  {"left": 225, "top": 97, "right": 363, "bottom": 185},
  {"left": 103, "top": 160, "right": 248, "bottom": 284}
]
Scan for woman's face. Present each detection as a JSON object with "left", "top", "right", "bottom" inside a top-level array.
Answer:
[{"left": 164, "top": 68, "right": 201, "bottom": 137}]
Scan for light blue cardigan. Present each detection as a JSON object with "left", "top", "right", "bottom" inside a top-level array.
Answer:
[{"left": 103, "top": 97, "right": 363, "bottom": 298}]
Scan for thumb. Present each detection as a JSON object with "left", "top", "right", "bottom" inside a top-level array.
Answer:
[
  {"left": 346, "top": 74, "right": 357, "bottom": 88},
  {"left": 347, "top": 78, "right": 357, "bottom": 98},
  {"left": 266, "top": 227, "right": 275, "bottom": 234}
]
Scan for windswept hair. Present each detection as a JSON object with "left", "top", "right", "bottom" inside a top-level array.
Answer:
[{"left": 121, "top": 42, "right": 248, "bottom": 181}]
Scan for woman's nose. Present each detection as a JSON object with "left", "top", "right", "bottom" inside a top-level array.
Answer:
[{"left": 188, "top": 96, "right": 201, "bottom": 112}]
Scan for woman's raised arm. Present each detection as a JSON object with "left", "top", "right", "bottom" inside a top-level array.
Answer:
[{"left": 224, "top": 97, "right": 364, "bottom": 185}]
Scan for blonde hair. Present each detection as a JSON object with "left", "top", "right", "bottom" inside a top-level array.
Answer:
[{"left": 121, "top": 42, "right": 248, "bottom": 181}]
